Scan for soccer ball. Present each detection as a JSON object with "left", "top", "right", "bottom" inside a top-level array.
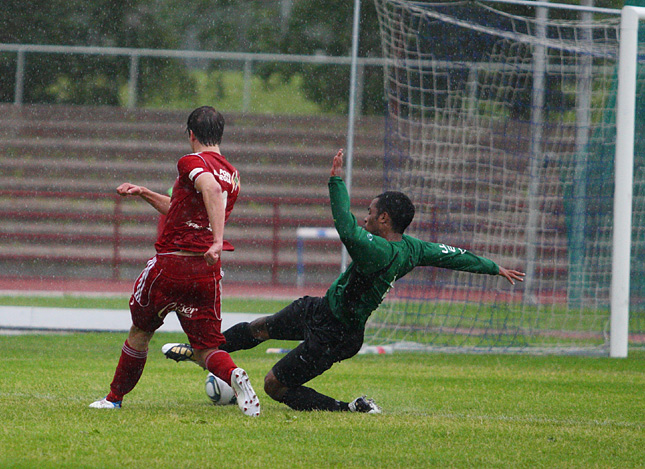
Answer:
[{"left": 205, "top": 372, "right": 237, "bottom": 405}]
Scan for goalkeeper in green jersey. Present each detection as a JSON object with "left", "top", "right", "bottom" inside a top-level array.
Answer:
[{"left": 163, "top": 149, "right": 524, "bottom": 413}]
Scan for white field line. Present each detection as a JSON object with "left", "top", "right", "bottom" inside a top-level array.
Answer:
[{"left": 0, "top": 306, "right": 262, "bottom": 333}]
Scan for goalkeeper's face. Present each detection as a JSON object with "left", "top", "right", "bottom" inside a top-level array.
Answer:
[{"left": 364, "top": 198, "right": 383, "bottom": 236}]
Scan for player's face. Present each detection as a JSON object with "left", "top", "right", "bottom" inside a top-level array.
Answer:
[{"left": 364, "top": 198, "right": 382, "bottom": 236}]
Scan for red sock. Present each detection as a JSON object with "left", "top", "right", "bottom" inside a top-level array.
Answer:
[
  {"left": 204, "top": 350, "right": 237, "bottom": 386},
  {"left": 106, "top": 340, "right": 147, "bottom": 402}
]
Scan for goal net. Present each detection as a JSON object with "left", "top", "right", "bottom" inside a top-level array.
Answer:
[{"left": 367, "top": 0, "right": 645, "bottom": 354}]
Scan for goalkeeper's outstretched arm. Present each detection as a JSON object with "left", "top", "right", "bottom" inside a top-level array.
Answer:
[{"left": 330, "top": 148, "right": 524, "bottom": 285}]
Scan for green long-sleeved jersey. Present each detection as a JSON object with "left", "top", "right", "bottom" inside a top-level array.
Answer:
[{"left": 325, "top": 176, "right": 500, "bottom": 329}]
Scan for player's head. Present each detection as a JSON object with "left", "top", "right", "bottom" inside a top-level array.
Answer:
[
  {"left": 186, "top": 106, "right": 225, "bottom": 146},
  {"left": 368, "top": 191, "right": 415, "bottom": 235}
]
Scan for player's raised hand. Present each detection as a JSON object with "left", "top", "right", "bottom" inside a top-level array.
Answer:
[
  {"left": 498, "top": 266, "right": 525, "bottom": 285},
  {"left": 116, "top": 183, "right": 144, "bottom": 196},
  {"left": 330, "top": 149, "right": 344, "bottom": 177}
]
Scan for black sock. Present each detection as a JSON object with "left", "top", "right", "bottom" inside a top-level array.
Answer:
[
  {"left": 280, "top": 386, "right": 349, "bottom": 412},
  {"left": 220, "top": 322, "right": 263, "bottom": 353}
]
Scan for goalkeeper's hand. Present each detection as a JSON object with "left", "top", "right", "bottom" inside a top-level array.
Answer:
[
  {"left": 330, "top": 149, "right": 344, "bottom": 177},
  {"left": 498, "top": 266, "right": 525, "bottom": 285}
]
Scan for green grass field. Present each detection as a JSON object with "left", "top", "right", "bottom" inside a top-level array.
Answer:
[{"left": 1, "top": 296, "right": 644, "bottom": 467}]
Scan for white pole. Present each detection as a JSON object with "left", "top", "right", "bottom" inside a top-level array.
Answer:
[
  {"left": 569, "top": 2, "right": 594, "bottom": 307},
  {"left": 14, "top": 48, "right": 25, "bottom": 106},
  {"left": 524, "top": 2, "right": 548, "bottom": 303},
  {"left": 341, "top": 0, "right": 362, "bottom": 271},
  {"left": 243, "top": 59, "right": 253, "bottom": 112},
  {"left": 611, "top": 6, "right": 643, "bottom": 358},
  {"left": 127, "top": 54, "right": 139, "bottom": 109}
]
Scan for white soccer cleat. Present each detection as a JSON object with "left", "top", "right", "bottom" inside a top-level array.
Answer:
[
  {"left": 230, "top": 368, "right": 261, "bottom": 417},
  {"left": 348, "top": 396, "right": 382, "bottom": 414},
  {"left": 89, "top": 397, "right": 122, "bottom": 409}
]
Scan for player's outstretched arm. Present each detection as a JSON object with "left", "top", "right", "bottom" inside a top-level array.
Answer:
[
  {"left": 498, "top": 266, "right": 525, "bottom": 285},
  {"left": 116, "top": 183, "right": 171, "bottom": 215},
  {"left": 330, "top": 149, "right": 344, "bottom": 178}
]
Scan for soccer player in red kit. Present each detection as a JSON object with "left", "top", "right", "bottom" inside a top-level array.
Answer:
[{"left": 90, "top": 106, "right": 260, "bottom": 416}]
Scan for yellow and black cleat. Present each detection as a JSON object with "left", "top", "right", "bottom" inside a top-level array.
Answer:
[{"left": 161, "top": 343, "right": 196, "bottom": 362}]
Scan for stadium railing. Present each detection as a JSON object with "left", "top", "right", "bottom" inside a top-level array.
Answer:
[
  {"left": 0, "top": 43, "right": 387, "bottom": 112},
  {"left": 0, "top": 189, "right": 370, "bottom": 285}
]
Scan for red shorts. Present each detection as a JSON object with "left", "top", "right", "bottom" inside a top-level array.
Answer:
[{"left": 129, "top": 254, "right": 224, "bottom": 350}]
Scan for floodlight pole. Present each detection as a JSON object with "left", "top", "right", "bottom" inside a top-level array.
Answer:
[
  {"left": 611, "top": 5, "right": 644, "bottom": 358},
  {"left": 341, "top": 0, "right": 361, "bottom": 272}
]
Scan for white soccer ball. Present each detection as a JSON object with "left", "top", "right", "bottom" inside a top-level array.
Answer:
[{"left": 205, "top": 372, "right": 237, "bottom": 405}]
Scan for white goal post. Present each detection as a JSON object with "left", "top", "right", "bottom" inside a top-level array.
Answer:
[{"left": 611, "top": 5, "right": 645, "bottom": 358}]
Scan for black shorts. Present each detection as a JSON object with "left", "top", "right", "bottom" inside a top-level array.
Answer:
[{"left": 266, "top": 296, "right": 364, "bottom": 388}]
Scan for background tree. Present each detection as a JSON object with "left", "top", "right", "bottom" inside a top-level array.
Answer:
[
  {"left": 0, "top": 0, "right": 627, "bottom": 113},
  {"left": 255, "top": 0, "right": 384, "bottom": 114},
  {"left": 0, "top": 0, "right": 194, "bottom": 106}
]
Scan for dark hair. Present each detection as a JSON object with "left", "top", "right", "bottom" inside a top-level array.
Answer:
[
  {"left": 186, "top": 106, "right": 225, "bottom": 146},
  {"left": 375, "top": 191, "right": 415, "bottom": 234}
]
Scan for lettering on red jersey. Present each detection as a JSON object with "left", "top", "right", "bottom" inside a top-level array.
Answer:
[
  {"left": 155, "top": 151, "right": 240, "bottom": 254},
  {"left": 218, "top": 168, "right": 232, "bottom": 184}
]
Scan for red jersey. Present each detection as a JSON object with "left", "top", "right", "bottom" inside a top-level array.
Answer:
[{"left": 155, "top": 151, "right": 240, "bottom": 254}]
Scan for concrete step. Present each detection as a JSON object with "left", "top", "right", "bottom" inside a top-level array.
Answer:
[
  {"left": 0, "top": 157, "right": 384, "bottom": 188},
  {"left": 1, "top": 118, "right": 384, "bottom": 149},
  {"left": 0, "top": 137, "right": 384, "bottom": 169}
]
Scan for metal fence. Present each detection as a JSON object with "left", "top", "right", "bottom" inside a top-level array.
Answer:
[
  {"left": 0, "top": 43, "right": 387, "bottom": 112},
  {"left": 0, "top": 189, "right": 373, "bottom": 285}
]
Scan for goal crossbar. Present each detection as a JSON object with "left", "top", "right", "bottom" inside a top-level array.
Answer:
[{"left": 474, "top": 0, "right": 620, "bottom": 15}]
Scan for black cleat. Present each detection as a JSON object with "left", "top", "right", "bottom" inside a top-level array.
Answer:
[
  {"left": 348, "top": 396, "right": 382, "bottom": 414},
  {"left": 161, "top": 343, "right": 196, "bottom": 362}
]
